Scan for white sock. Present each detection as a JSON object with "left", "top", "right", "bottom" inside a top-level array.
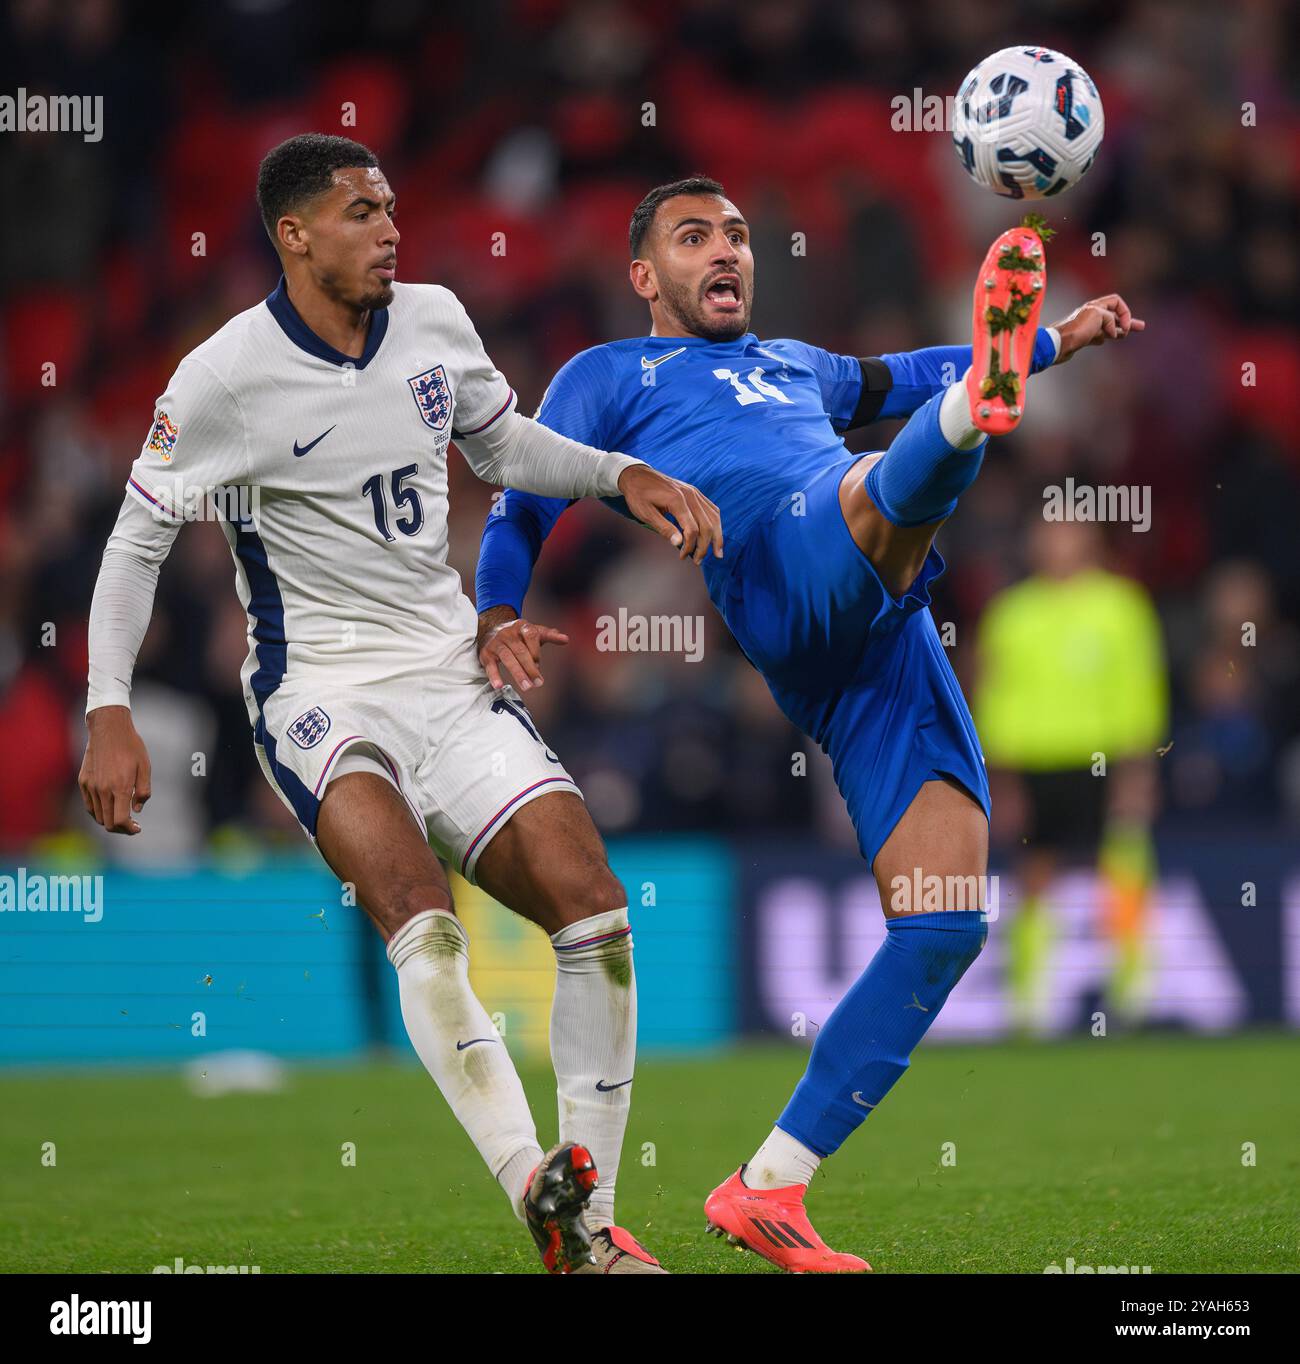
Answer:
[
  {"left": 549, "top": 907, "right": 637, "bottom": 1230},
  {"left": 743, "top": 1126, "right": 822, "bottom": 1189},
  {"left": 387, "top": 909, "right": 542, "bottom": 1220},
  {"left": 939, "top": 370, "right": 985, "bottom": 450}
]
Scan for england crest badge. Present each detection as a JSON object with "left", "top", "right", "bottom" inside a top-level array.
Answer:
[
  {"left": 407, "top": 365, "right": 452, "bottom": 432},
  {"left": 288, "top": 706, "right": 331, "bottom": 749}
]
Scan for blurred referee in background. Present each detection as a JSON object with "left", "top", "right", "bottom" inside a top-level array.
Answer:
[{"left": 976, "top": 518, "right": 1168, "bottom": 1034}]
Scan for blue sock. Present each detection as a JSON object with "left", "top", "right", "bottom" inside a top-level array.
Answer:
[
  {"left": 776, "top": 911, "right": 988, "bottom": 1157},
  {"left": 864, "top": 391, "right": 986, "bottom": 527}
]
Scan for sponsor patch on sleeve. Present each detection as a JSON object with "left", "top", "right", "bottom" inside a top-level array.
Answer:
[{"left": 146, "top": 411, "right": 179, "bottom": 461}]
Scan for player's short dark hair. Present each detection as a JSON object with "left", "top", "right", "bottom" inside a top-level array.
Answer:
[
  {"left": 629, "top": 175, "right": 726, "bottom": 258},
  {"left": 256, "top": 133, "right": 381, "bottom": 241}
]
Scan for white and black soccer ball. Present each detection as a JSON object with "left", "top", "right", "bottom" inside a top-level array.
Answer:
[{"left": 951, "top": 46, "right": 1104, "bottom": 200}]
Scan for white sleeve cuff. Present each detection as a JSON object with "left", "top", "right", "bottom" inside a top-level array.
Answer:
[{"left": 595, "top": 453, "right": 645, "bottom": 499}]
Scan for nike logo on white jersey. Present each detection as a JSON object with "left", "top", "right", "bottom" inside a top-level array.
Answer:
[
  {"left": 293, "top": 425, "right": 336, "bottom": 457},
  {"left": 640, "top": 347, "right": 687, "bottom": 370}
]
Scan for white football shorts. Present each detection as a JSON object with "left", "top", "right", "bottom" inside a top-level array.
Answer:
[{"left": 252, "top": 671, "right": 581, "bottom": 883}]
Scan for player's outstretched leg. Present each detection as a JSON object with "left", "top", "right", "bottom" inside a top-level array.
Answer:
[
  {"left": 705, "top": 780, "right": 988, "bottom": 1272},
  {"left": 845, "top": 224, "right": 1049, "bottom": 594},
  {"left": 844, "top": 376, "right": 991, "bottom": 606},
  {"left": 862, "top": 382, "right": 987, "bottom": 529},
  {"left": 967, "top": 216, "right": 1049, "bottom": 434},
  {"left": 704, "top": 1165, "right": 870, "bottom": 1273},
  {"left": 316, "top": 772, "right": 548, "bottom": 1247},
  {"left": 475, "top": 792, "right": 666, "bottom": 1274},
  {"left": 522, "top": 1141, "right": 600, "bottom": 1274},
  {"left": 841, "top": 227, "right": 1052, "bottom": 593}
]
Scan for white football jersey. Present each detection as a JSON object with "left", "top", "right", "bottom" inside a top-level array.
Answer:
[{"left": 125, "top": 279, "right": 516, "bottom": 725}]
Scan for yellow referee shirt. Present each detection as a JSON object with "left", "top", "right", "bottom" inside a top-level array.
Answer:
[{"left": 975, "top": 569, "right": 1168, "bottom": 771}]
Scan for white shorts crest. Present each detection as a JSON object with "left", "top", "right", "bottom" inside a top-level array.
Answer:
[{"left": 288, "top": 707, "right": 331, "bottom": 748}]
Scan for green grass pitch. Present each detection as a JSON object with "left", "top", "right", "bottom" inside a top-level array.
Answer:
[{"left": 2, "top": 1034, "right": 1297, "bottom": 1273}]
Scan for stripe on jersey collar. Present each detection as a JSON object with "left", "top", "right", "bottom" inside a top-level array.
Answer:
[
  {"left": 642, "top": 332, "right": 757, "bottom": 352},
  {"left": 265, "top": 275, "right": 389, "bottom": 370}
]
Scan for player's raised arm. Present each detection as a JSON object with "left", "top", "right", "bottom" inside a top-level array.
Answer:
[
  {"left": 474, "top": 342, "right": 625, "bottom": 646},
  {"left": 821, "top": 292, "right": 1143, "bottom": 430},
  {"left": 456, "top": 405, "right": 721, "bottom": 562},
  {"left": 1048, "top": 293, "right": 1146, "bottom": 361},
  {"left": 780, "top": 331, "right": 1059, "bottom": 432}
]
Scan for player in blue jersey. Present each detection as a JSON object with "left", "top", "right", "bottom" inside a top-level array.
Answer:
[{"left": 473, "top": 176, "right": 1143, "bottom": 1271}]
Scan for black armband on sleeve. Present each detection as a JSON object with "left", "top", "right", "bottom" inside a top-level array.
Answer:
[{"left": 845, "top": 357, "right": 893, "bottom": 430}]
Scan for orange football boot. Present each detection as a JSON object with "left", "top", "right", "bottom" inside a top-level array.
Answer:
[
  {"left": 966, "top": 216, "right": 1049, "bottom": 435},
  {"left": 704, "top": 1167, "right": 871, "bottom": 1273}
]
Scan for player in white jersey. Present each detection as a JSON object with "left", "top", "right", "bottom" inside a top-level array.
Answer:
[{"left": 78, "top": 134, "right": 722, "bottom": 1275}]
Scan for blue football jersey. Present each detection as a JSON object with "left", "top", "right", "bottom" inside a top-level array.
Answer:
[
  {"left": 477, "top": 332, "right": 864, "bottom": 609},
  {"left": 475, "top": 328, "right": 1057, "bottom": 613},
  {"left": 475, "top": 326, "right": 1057, "bottom": 864}
]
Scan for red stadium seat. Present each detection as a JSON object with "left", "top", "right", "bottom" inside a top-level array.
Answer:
[{"left": 2, "top": 291, "right": 90, "bottom": 402}]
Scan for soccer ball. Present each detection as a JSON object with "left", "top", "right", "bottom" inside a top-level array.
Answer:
[{"left": 951, "top": 46, "right": 1104, "bottom": 199}]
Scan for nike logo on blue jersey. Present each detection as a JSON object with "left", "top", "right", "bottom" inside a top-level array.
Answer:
[
  {"left": 293, "top": 425, "right": 336, "bottom": 457},
  {"left": 640, "top": 347, "right": 687, "bottom": 370},
  {"left": 851, "top": 1092, "right": 876, "bottom": 1109},
  {"left": 456, "top": 1038, "right": 498, "bottom": 1051},
  {"left": 595, "top": 1078, "right": 633, "bottom": 1092}
]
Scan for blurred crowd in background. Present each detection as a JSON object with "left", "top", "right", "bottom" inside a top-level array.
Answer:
[{"left": 1, "top": 0, "right": 1298, "bottom": 863}]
